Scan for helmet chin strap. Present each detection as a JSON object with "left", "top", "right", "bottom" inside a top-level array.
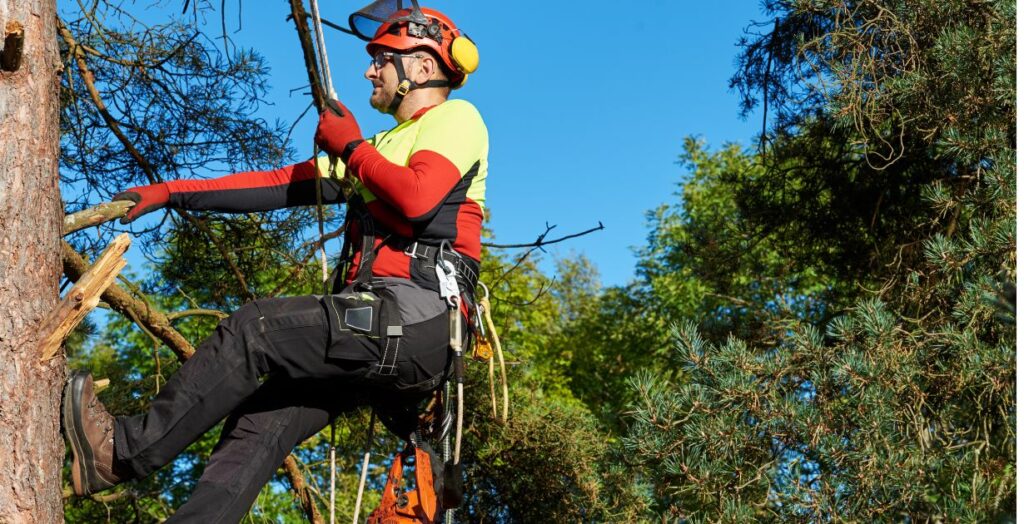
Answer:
[{"left": 386, "top": 55, "right": 451, "bottom": 115}]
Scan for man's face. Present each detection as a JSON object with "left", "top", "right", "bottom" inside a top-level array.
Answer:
[{"left": 365, "top": 50, "right": 401, "bottom": 113}]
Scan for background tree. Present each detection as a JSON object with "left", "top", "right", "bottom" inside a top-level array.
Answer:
[
  {"left": 0, "top": 0, "right": 65, "bottom": 520},
  {"left": 623, "top": 0, "right": 1015, "bottom": 520}
]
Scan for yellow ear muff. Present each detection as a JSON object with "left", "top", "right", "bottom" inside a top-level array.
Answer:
[{"left": 451, "top": 35, "right": 479, "bottom": 74}]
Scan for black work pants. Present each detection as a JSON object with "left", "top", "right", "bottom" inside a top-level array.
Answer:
[{"left": 113, "top": 281, "right": 451, "bottom": 523}]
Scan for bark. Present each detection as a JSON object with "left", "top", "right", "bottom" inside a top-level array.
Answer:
[{"left": 0, "top": 0, "right": 64, "bottom": 521}]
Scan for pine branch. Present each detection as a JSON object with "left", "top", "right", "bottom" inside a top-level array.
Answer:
[{"left": 58, "top": 17, "right": 257, "bottom": 302}]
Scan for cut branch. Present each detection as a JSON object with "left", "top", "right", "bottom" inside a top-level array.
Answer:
[
  {"left": 39, "top": 234, "right": 131, "bottom": 361},
  {"left": 63, "top": 201, "right": 135, "bottom": 235}
]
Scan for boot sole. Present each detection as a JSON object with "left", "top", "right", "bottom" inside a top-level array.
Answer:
[{"left": 62, "top": 372, "right": 96, "bottom": 496}]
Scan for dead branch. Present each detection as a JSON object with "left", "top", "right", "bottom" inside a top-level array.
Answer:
[
  {"left": 482, "top": 222, "right": 605, "bottom": 249},
  {"left": 287, "top": 0, "right": 327, "bottom": 111},
  {"left": 39, "top": 234, "right": 131, "bottom": 361},
  {"left": 484, "top": 222, "right": 604, "bottom": 293},
  {"left": 62, "top": 241, "right": 196, "bottom": 360}
]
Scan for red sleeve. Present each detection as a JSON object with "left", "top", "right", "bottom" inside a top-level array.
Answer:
[
  {"left": 165, "top": 160, "right": 345, "bottom": 212},
  {"left": 346, "top": 142, "right": 462, "bottom": 222}
]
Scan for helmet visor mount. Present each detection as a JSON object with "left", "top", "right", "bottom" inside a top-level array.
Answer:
[{"left": 348, "top": 0, "right": 429, "bottom": 41}]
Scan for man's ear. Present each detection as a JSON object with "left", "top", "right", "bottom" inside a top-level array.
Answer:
[{"left": 417, "top": 55, "right": 439, "bottom": 83}]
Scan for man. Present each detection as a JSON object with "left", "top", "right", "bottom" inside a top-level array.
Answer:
[{"left": 62, "top": 6, "right": 485, "bottom": 521}]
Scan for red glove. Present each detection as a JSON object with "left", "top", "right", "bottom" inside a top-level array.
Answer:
[
  {"left": 112, "top": 183, "right": 170, "bottom": 224},
  {"left": 314, "top": 99, "right": 364, "bottom": 161}
]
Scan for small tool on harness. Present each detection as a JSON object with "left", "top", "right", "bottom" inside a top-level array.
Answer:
[{"left": 471, "top": 301, "right": 493, "bottom": 361}]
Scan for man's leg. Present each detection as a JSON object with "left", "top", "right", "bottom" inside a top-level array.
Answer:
[
  {"left": 166, "top": 378, "right": 362, "bottom": 523},
  {"left": 112, "top": 295, "right": 371, "bottom": 480}
]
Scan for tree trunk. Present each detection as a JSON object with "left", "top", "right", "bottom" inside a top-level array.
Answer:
[{"left": 0, "top": 0, "right": 65, "bottom": 521}]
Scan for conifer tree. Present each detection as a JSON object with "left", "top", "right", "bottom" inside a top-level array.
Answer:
[{"left": 624, "top": 0, "right": 1015, "bottom": 520}]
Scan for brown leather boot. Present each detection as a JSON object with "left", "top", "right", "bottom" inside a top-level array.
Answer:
[{"left": 63, "top": 371, "right": 123, "bottom": 496}]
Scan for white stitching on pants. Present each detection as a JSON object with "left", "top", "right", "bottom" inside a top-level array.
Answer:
[{"left": 377, "top": 336, "right": 399, "bottom": 376}]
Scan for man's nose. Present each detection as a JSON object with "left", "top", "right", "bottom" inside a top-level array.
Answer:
[{"left": 364, "top": 63, "right": 376, "bottom": 81}]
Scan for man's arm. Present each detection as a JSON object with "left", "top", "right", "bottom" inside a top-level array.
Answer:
[{"left": 114, "top": 159, "right": 345, "bottom": 223}]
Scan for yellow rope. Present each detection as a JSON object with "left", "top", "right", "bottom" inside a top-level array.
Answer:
[{"left": 478, "top": 295, "right": 508, "bottom": 424}]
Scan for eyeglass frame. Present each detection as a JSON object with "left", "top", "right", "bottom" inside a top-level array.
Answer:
[{"left": 370, "top": 51, "right": 427, "bottom": 70}]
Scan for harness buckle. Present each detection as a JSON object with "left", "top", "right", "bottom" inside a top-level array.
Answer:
[
  {"left": 403, "top": 241, "right": 421, "bottom": 259},
  {"left": 435, "top": 259, "right": 461, "bottom": 308},
  {"left": 396, "top": 80, "right": 411, "bottom": 97}
]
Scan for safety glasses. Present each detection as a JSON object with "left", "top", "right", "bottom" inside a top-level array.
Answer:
[{"left": 371, "top": 51, "right": 425, "bottom": 70}]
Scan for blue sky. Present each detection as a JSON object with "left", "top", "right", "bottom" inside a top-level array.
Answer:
[{"left": 66, "top": 0, "right": 769, "bottom": 287}]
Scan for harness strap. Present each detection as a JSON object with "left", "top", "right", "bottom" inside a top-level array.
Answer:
[{"left": 387, "top": 54, "right": 453, "bottom": 115}]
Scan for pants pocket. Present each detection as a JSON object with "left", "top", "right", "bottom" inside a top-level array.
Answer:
[{"left": 323, "top": 290, "right": 382, "bottom": 362}]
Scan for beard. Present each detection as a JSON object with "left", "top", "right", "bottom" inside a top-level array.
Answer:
[{"left": 369, "top": 85, "right": 393, "bottom": 114}]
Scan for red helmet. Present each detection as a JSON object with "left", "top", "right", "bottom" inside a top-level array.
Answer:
[{"left": 354, "top": 7, "right": 478, "bottom": 88}]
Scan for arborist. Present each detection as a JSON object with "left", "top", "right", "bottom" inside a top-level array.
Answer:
[{"left": 62, "top": 4, "right": 485, "bottom": 521}]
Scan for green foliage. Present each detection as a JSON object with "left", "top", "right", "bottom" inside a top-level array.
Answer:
[{"left": 623, "top": 0, "right": 1016, "bottom": 520}]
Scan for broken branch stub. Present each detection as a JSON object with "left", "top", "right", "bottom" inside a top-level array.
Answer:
[
  {"left": 38, "top": 234, "right": 131, "bottom": 361},
  {"left": 2, "top": 21, "right": 25, "bottom": 73}
]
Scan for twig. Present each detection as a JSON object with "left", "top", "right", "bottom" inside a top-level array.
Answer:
[
  {"left": 166, "top": 308, "right": 229, "bottom": 321},
  {"left": 482, "top": 222, "right": 604, "bottom": 249},
  {"left": 485, "top": 222, "right": 603, "bottom": 292}
]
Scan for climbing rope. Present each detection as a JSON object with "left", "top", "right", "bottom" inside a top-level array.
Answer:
[
  {"left": 351, "top": 411, "right": 376, "bottom": 523},
  {"left": 478, "top": 283, "right": 508, "bottom": 423}
]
